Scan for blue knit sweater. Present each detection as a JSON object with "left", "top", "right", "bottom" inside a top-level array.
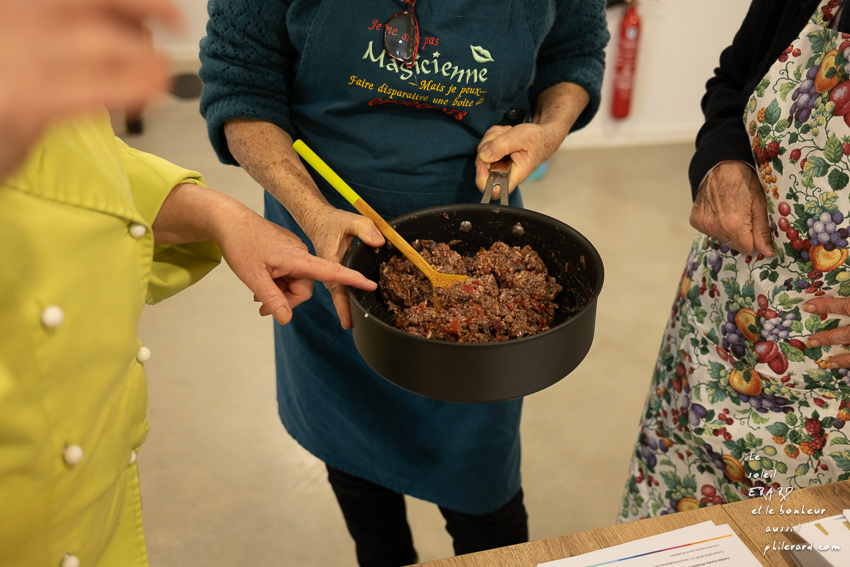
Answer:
[{"left": 200, "top": 0, "right": 609, "bottom": 166}]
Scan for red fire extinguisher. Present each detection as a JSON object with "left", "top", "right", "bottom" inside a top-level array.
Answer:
[{"left": 611, "top": 0, "right": 640, "bottom": 119}]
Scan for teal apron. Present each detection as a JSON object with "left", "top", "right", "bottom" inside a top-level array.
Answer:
[{"left": 267, "top": 0, "right": 538, "bottom": 513}]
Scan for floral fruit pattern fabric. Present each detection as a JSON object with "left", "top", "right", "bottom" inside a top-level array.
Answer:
[{"left": 621, "top": 2, "right": 850, "bottom": 521}]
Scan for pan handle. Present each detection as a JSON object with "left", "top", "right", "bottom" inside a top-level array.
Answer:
[
  {"left": 481, "top": 157, "right": 512, "bottom": 205},
  {"left": 480, "top": 109, "right": 528, "bottom": 206},
  {"left": 501, "top": 108, "right": 527, "bottom": 127}
]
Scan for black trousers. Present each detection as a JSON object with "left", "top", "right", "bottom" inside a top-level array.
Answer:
[{"left": 326, "top": 465, "right": 529, "bottom": 567}]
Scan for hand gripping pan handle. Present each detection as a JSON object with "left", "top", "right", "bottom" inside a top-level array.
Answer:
[{"left": 480, "top": 109, "right": 527, "bottom": 206}]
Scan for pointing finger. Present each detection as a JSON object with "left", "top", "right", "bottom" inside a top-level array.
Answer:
[{"left": 287, "top": 253, "right": 377, "bottom": 291}]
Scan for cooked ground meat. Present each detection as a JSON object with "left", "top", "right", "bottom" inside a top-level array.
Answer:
[{"left": 379, "top": 240, "right": 562, "bottom": 343}]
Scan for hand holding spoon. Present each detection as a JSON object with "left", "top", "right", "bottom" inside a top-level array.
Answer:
[{"left": 293, "top": 139, "right": 467, "bottom": 289}]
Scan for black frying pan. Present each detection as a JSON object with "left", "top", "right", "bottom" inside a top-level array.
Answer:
[{"left": 343, "top": 202, "right": 604, "bottom": 403}]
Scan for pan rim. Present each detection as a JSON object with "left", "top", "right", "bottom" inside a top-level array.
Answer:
[{"left": 344, "top": 203, "right": 605, "bottom": 347}]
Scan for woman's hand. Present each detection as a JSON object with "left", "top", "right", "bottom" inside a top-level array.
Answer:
[
  {"left": 215, "top": 205, "right": 379, "bottom": 327},
  {"left": 690, "top": 161, "right": 775, "bottom": 256},
  {"left": 153, "top": 183, "right": 378, "bottom": 327},
  {"left": 803, "top": 298, "right": 850, "bottom": 369},
  {"left": 223, "top": 119, "right": 385, "bottom": 328},
  {"left": 298, "top": 202, "right": 385, "bottom": 329},
  {"left": 474, "top": 82, "right": 590, "bottom": 201},
  {"left": 474, "top": 122, "right": 564, "bottom": 200}
]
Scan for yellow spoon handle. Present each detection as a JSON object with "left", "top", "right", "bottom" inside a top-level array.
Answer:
[
  {"left": 292, "top": 139, "right": 439, "bottom": 281},
  {"left": 292, "top": 139, "right": 360, "bottom": 206}
]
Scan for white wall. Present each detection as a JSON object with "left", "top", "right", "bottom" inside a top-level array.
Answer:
[
  {"left": 566, "top": 0, "right": 751, "bottom": 149},
  {"left": 151, "top": 0, "right": 751, "bottom": 149},
  {"left": 149, "top": 0, "right": 209, "bottom": 65}
]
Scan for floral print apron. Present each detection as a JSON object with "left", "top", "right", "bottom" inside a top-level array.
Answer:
[{"left": 621, "top": 1, "right": 850, "bottom": 521}]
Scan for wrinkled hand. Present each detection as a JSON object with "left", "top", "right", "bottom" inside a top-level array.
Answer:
[
  {"left": 0, "top": 0, "right": 180, "bottom": 179},
  {"left": 804, "top": 298, "right": 850, "bottom": 368},
  {"left": 301, "top": 204, "right": 385, "bottom": 329},
  {"left": 217, "top": 206, "right": 379, "bottom": 326},
  {"left": 474, "top": 122, "right": 565, "bottom": 200},
  {"left": 690, "top": 161, "right": 775, "bottom": 256}
]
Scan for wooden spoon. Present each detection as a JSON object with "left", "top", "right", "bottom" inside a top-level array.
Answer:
[{"left": 293, "top": 140, "right": 467, "bottom": 289}]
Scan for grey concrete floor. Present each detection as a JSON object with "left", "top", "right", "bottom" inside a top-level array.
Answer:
[{"left": 123, "top": 96, "right": 696, "bottom": 566}]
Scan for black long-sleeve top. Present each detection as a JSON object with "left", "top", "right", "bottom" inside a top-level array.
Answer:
[{"left": 688, "top": 0, "right": 823, "bottom": 199}]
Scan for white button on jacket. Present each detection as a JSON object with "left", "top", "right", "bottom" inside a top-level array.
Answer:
[
  {"left": 63, "top": 446, "right": 84, "bottom": 466},
  {"left": 136, "top": 347, "right": 151, "bottom": 363},
  {"left": 129, "top": 222, "right": 147, "bottom": 239},
  {"left": 41, "top": 306, "right": 65, "bottom": 329}
]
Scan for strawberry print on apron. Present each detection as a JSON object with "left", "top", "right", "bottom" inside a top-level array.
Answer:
[{"left": 621, "top": 1, "right": 850, "bottom": 521}]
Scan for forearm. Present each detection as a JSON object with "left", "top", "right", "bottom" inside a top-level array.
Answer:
[
  {"left": 223, "top": 118, "right": 332, "bottom": 236},
  {"left": 152, "top": 182, "right": 247, "bottom": 245},
  {"left": 532, "top": 82, "right": 590, "bottom": 146},
  {"left": 151, "top": 174, "right": 378, "bottom": 328},
  {"left": 474, "top": 82, "right": 591, "bottom": 193},
  {"left": 696, "top": 160, "right": 757, "bottom": 196},
  {"left": 516, "top": 82, "right": 590, "bottom": 165}
]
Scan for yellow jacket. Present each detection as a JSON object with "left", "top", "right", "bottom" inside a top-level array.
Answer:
[{"left": 0, "top": 115, "right": 221, "bottom": 566}]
